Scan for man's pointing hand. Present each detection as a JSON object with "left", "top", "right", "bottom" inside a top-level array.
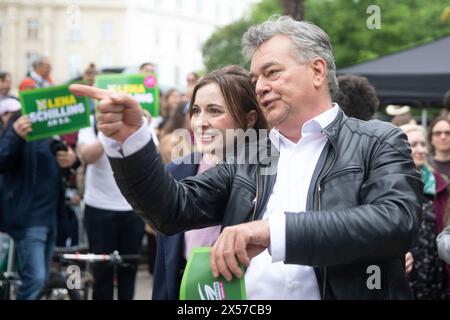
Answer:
[{"left": 69, "top": 84, "right": 144, "bottom": 144}]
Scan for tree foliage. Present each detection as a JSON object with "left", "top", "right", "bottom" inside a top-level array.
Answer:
[
  {"left": 281, "top": 0, "right": 305, "bottom": 20},
  {"left": 201, "top": 0, "right": 281, "bottom": 72},
  {"left": 305, "top": 0, "right": 450, "bottom": 67},
  {"left": 202, "top": 0, "right": 450, "bottom": 72}
]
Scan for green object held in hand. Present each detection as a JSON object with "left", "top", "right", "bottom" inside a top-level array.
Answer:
[{"left": 179, "top": 247, "right": 247, "bottom": 300}]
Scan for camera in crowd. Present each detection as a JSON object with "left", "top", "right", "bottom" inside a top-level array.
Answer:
[{"left": 49, "top": 138, "right": 68, "bottom": 155}]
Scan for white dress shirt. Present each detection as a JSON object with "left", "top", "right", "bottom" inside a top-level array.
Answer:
[
  {"left": 245, "top": 105, "right": 339, "bottom": 299},
  {"left": 100, "top": 104, "right": 340, "bottom": 300}
]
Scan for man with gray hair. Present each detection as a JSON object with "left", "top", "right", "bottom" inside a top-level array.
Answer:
[
  {"left": 19, "top": 55, "right": 53, "bottom": 91},
  {"left": 70, "top": 15, "right": 422, "bottom": 299}
]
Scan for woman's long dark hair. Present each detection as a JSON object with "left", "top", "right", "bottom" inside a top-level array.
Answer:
[{"left": 189, "top": 65, "right": 268, "bottom": 131}]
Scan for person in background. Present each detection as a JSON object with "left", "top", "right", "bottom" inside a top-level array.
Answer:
[
  {"left": 138, "top": 62, "right": 160, "bottom": 275},
  {"left": 77, "top": 115, "right": 145, "bottom": 300},
  {"left": 184, "top": 71, "right": 199, "bottom": 103},
  {"left": 440, "top": 89, "right": 450, "bottom": 121},
  {"left": 334, "top": 74, "right": 379, "bottom": 121},
  {"left": 386, "top": 105, "right": 417, "bottom": 127},
  {"left": 139, "top": 62, "right": 156, "bottom": 76},
  {"left": 428, "top": 117, "right": 450, "bottom": 180},
  {"left": 0, "top": 99, "right": 77, "bottom": 299},
  {"left": 400, "top": 124, "right": 449, "bottom": 300},
  {"left": 0, "top": 71, "right": 13, "bottom": 100},
  {"left": 81, "top": 63, "right": 98, "bottom": 115},
  {"left": 19, "top": 55, "right": 53, "bottom": 90}
]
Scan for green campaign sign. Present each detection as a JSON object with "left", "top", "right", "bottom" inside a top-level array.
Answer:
[
  {"left": 94, "top": 73, "right": 159, "bottom": 117},
  {"left": 19, "top": 84, "right": 90, "bottom": 141},
  {"left": 179, "top": 247, "right": 247, "bottom": 300}
]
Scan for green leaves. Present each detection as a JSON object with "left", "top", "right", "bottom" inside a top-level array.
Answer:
[{"left": 201, "top": 0, "right": 450, "bottom": 71}]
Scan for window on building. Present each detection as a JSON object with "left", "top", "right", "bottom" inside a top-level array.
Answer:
[
  {"left": 101, "top": 21, "right": 113, "bottom": 43},
  {"left": 154, "top": 27, "right": 160, "bottom": 46},
  {"left": 215, "top": 3, "right": 222, "bottom": 19},
  {"left": 229, "top": 7, "right": 234, "bottom": 19},
  {"left": 174, "top": 66, "right": 180, "bottom": 86},
  {"left": 26, "top": 52, "right": 39, "bottom": 73},
  {"left": 68, "top": 52, "right": 82, "bottom": 79},
  {"left": 196, "top": 0, "right": 203, "bottom": 14},
  {"left": 196, "top": 35, "right": 202, "bottom": 50},
  {"left": 27, "top": 19, "right": 39, "bottom": 40},
  {"left": 100, "top": 54, "right": 113, "bottom": 68},
  {"left": 69, "top": 25, "right": 81, "bottom": 42},
  {"left": 176, "top": 0, "right": 183, "bottom": 12},
  {"left": 176, "top": 31, "right": 181, "bottom": 49}
]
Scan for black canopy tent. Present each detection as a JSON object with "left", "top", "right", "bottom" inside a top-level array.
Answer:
[{"left": 337, "top": 35, "right": 450, "bottom": 125}]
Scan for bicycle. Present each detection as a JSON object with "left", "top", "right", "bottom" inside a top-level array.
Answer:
[
  {"left": 48, "top": 250, "right": 141, "bottom": 300},
  {"left": 0, "top": 234, "right": 21, "bottom": 300}
]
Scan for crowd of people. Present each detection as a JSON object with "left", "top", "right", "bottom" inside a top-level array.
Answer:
[{"left": 1, "top": 15, "right": 450, "bottom": 300}]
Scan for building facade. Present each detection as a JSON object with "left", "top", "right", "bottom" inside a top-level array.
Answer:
[{"left": 0, "top": 0, "right": 258, "bottom": 93}]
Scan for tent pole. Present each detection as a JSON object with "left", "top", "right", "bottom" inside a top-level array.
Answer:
[{"left": 421, "top": 108, "right": 428, "bottom": 130}]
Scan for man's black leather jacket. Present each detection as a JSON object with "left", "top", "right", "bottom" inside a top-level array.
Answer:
[{"left": 109, "top": 109, "right": 423, "bottom": 299}]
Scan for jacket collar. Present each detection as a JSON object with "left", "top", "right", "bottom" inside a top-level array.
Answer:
[
  {"left": 322, "top": 107, "right": 346, "bottom": 144},
  {"left": 434, "top": 169, "right": 449, "bottom": 194}
]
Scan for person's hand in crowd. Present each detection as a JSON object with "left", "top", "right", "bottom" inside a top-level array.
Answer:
[
  {"left": 69, "top": 84, "right": 143, "bottom": 144},
  {"left": 405, "top": 252, "right": 414, "bottom": 274},
  {"left": 70, "top": 193, "right": 81, "bottom": 206},
  {"left": 13, "top": 115, "right": 32, "bottom": 140},
  {"left": 210, "top": 220, "right": 270, "bottom": 281},
  {"left": 56, "top": 145, "right": 77, "bottom": 168}
]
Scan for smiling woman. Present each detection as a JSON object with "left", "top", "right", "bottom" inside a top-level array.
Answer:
[
  {"left": 152, "top": 65, "right": 268, "bottom": 300},
  {"left": 188, "top": 66, "right": 268, "bottom": 158}
]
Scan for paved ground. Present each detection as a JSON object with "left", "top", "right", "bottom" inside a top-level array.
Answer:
[{"left": 133, "top": 265, "right": 153, "bottom": 300}]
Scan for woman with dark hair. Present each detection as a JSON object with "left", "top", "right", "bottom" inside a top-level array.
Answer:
[
  {"left": 152, "top": 65, "right": 268, "bottom": 300},
  {"left": 0, "top": 71, "right": 12, "bottom": 100},
  {"left": 428, "top": 117, "right": 450, "bottom": 180}
]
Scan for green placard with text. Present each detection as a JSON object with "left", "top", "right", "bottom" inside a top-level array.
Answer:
[
  {"left": 94, "top": 73, "right": 159, "bottom": 117},
  {"left": 179, "top": 247, "right": 247, "bottom": 300},
  {"left": 19, "top": 84, "right": 90, "bottom": 141}
]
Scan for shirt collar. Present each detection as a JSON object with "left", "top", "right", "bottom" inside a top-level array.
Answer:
[
  {"left": 269, "top": 103, "right": 340, "bottom": 149},
  {"left": 30, "top": 70, "right": 45, "bottom": 85}
]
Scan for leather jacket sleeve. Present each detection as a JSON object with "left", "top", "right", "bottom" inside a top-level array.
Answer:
[
  {"left": 108, "top": 140, "right": 232, "bottom": 235},
  {"left": 285, "top": 126, "right": 423, "bottom": 267}
]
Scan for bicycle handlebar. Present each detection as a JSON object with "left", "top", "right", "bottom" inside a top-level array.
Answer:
[{"left": 62, "top": 251, "right": 140, "bottom": 264}]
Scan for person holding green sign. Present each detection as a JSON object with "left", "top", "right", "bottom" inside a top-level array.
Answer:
[
  {"left": 0, "top": 104, "right": 78, "bottom": 300},
  {"left": 70, "top": 16, "right": 422, "bottom": 300}
]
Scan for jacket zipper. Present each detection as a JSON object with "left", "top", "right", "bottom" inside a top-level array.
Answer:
[
  {"left": 320, "top": 166, "right": 362, "bottom": 184},
  {"left": 252, "top": 165, "right": 260, "bottom": 221},
  {"left": 316, "top": 131, "right": 337, "bottom": 299}
]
